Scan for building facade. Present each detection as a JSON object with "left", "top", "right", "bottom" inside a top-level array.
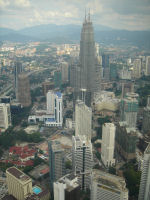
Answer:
[
  {"left": 91, "top": 170, "right": 128, "bottom": 200},
  {"left": 28, "top": 91, "right": 63, "bottom": 127},
  {"left": 72, "top": 135, "right": 93, "bottom": 190},
  {"left": 14, "top": 61, "right": 23, "bottom": 100},
  {"left": 61, "top": 62, "right": 69, "bottom": 83},
  {"left": 0, "top": 103, "right": 11, "bottom": 132},
  {"left": 138, "top": 143, "right": 150, "bottom": 200},
  {"left": 54, "top": 174, "right": 80, "bottom": 200},
  {"left": 75, "top": 100, "right": 92, "bottom": 140},
  {"left": 73, "top": 13, "right": 101, "bottom": 106},
  {"left": 6, "top": 167, "right": 32, "bottom": 200},
  {"left": 120, "top": 92, "right": 139, "bottom": 128},
  {"left": 101, "top": 123, "right": 116, "bottom": 167},
  {"left": 48, "top": 141, "right": 65, "bottom": 195},
  {"left": 54, "top": 71, "right": 62, "bottom": 89},
  {"left": 142, "top": 95, "right": 150, "bottom": 134},
  {"left": 18, "top": 74, "right": 31, "bottom": 107},
  {"left": 132, "top": 59, "right": 141, "bottom": 79},
  {"left": 145, "top": 56, "right": 150, "bottom": 76},
  {"left": 115, "top": 122, "right": 137, "bottom": 160}
]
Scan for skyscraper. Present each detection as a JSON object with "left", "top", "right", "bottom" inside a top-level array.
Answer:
[
  {"left": 61, "top": 62, "right": 69, "bottom": 83},
  {"left": 75, "top": 100, "right": 92, "bottom": 140},
  {"left": 138, "top": 143, "right": 150, "bottom": 200},
  {"left": 120, "top": 92, "right": 139, "bottom": 128},
  {"left": 145, "top": 56, "right": 150, "bottom": 76},
  {"left": 142, "top": 95, "right": 150, "bottom": 134},
  {"left": 54, "top": 70, "right": 62, "bottom": 90},
  {"left": 132, "top": 59, "right": 142, "bottom": 79},
  {"left": 46, "top": 91, "right": 63, "bottom": 127},
  {"left": 0, "top": 103, "right": 11, "bottom": 132},
  {"left": 101, "top": 123, "right": 116, "bottom": 167},
  {"left": 14, "top": 61, "right": 23, "bottom": 100},
  {"left": 48, "top": 141, "right": 65, "bottom": 195},
  {"left": 18, "top": 74, "right": 31, "bottom": 107},
  {"left": 74, "top": 12, "right": 101, "bottom": 106},
  {"left": 72, "top": 135, "right": 93, "bottom": 190}
]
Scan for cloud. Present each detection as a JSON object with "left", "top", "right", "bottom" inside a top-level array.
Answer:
[
  {"left": 0, "top": 0, "right": 10, "bottom": 8},
  {"left": 0, "top": 0, "right": 150, "bottom": 30},
  {"left": 14, "top": 0, "right": 31, "bottom": 8}
]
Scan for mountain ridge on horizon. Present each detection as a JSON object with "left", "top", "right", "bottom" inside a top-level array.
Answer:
[{"left": 0, "top": 24, "right": 150, "bottom": 49}]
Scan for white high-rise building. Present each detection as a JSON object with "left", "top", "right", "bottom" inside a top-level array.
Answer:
[
  {"left": 138, "top": 143, "right": 150, "bottom": 200},
  {"left": 91, "top": 170, "right": 128, "bottom": 200},
  {"left": 61, "top": 62, "right": 69, "bottom": 83},
  {"left": 72, "top": 135, "right": 93, "bottom": 190},
  {"left": 101, "top": 123, "right": 116, "bottom": 167},
  {"left": 0, "top": 103, "right": 11, "bottom": 132},
  {"left": 132, "top": 59, "right": 141, "bottom": 79},
  {"left": 46, "top": 91, "right": 63, "bottom": 126},
  {"left": 75, "top": 100, "right": 92, "bottom": 140},
  {"left": 28, "top": 91, "right": 63, "bottom": 127},
  {"left": 47, "top": 90, "right": 55, "bottom": 114},
  {"left": 54, "top": 174, "right": 80, "bottom": 200},
  {"left": 145, "top": 56, "right": 150, "bottom": 76}
]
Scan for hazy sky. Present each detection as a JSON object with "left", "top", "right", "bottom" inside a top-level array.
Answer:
[{"left": 0, "top": 0, "right": 150, "bottom": 30}]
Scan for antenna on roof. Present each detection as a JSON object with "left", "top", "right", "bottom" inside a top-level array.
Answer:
[
  {"left": 85, "top": 8, "right": 87, "bottom": 22},
  {"left": 88, "top": 8, "right": 90, "bottom": 22}
]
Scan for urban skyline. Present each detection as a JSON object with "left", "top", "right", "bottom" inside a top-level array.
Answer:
[{"left": 0, "top": 8, "right": 150, "bottom": 200}]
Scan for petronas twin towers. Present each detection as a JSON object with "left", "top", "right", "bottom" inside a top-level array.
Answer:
[{"left": 74, "top": 12, "right": 101, "bottom": 106}]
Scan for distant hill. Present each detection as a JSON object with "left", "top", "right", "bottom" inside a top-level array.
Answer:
[{"left": 0, "top": 24, "right": 150, "bottom": 49}]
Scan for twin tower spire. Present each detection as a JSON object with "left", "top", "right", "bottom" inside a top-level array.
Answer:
[{"left": 84, "top": 8, "right": 91, "bottom": 23}]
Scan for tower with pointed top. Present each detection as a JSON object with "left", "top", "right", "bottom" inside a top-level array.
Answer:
[{"left": 77, "top": 11, "right": 101, "bottom": 106}]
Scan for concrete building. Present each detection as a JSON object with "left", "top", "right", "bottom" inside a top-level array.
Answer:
[
  {"left": 142, "top": 95, "right": 150, "bottom": 134},
  {"left": 75, "top": 100, "right": 92, "bottom": 140},
  {"left": 101, "top": 123, "right": 116, "bottom": 167},
  {"left": 28, "top": 91, "right": 63, "bottom": 127},
  {"left": 72, "top": 135, "right": 93, "bottom": 190},
  {"left": 42, "top": 81, "right": 54, "bottom": 96},
  {"left": 54, "top": 70, "right": 62, "bottom": 89},
  {"left": 121, "top": 82, "right": 134, "bottom": 98},
  {"left": 132, "top": 59, "right": 141, "bottom": 79},
  {"left": 0, "top": 103, "right": 11, "bottom": 132},
  {"left": 145, "top": 56, "right": 150, "bottom": 76},
  {"left": 120, "top": 92, "right": 139, "bottom": 128},
  {"left": 6, "top": 167, "right": 32, "bottom": 200},
  {"left": 48, "top": 141, "right": 65, "bottom": 194},
  {"left": 118, "top": 68, "right": 132, "bottom": 80},
  {"left": 138, "top": 143, "right": 150, "bottom": 200},
  {"left": 91, "top": 170, "right": 128, "bottom": 200},
  {"left": 14, "top": 61, "right": 23, "bottom": 100},
  {"left": 54, "top": 174, "right": 80, "bottom": 200},
  {"left": 74, "top": 12, "right": 101, "bottom": 106},
  {"left": 115, "top": 122, "right": 137, "bottom": 160},
  {"left": 61, "top": 62, "right": 69, "bottom": 83},
  {"left": 18, "top": 74, "right": 31, "bottom": 107}
]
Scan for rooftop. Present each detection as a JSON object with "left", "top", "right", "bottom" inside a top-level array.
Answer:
[
  {"left": 93, "top": 170, "right": 128, "bottom": 193},
  {"left": 7, "top": 167, "right": 31, "bottom": 182},
  {"left": 55, "top": 91, "right": 62, "bottom": 98}
]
